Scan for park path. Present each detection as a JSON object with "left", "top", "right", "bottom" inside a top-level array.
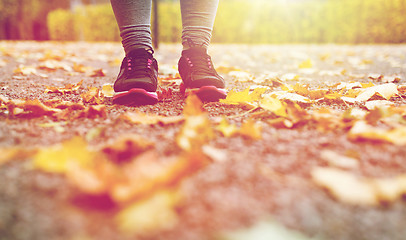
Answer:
[{"left": 1, "top": 42, "right": 406, "bottom": 240}]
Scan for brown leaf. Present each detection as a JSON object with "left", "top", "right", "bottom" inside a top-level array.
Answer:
[
  {"left": 81, "top": 87, "right": 103, "bottom": 104},
  {"left": 45, "top": 80, "right": 84, "bottom": 94},
  {"left": 88, "top": 68, "right": 106, "bottom": 77}
]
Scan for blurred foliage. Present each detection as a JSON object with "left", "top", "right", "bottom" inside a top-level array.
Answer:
[
  {"left": 0, "top": 0, "right": 70, "bottom": 40},
  {"left": 47, "top": 9, "right": 77, "bottom": 41},
  {"left": 44, "top": 0, "right": 406, "bottom": 43}
]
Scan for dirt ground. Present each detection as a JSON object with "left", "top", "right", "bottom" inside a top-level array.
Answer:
[{"left": 1, "top": 42, "right": 406, "bottom": 240}]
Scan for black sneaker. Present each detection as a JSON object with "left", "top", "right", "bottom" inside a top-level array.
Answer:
[
  {"left": 178, "top": 47, "right": 226, "bottom": 102},
  {"left": 113, "top": 48, "right": 158, "bottom": 106}
]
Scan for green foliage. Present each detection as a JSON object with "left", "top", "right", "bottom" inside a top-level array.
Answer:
[
  {"left": 47, "top": 9, "right": 77, "bottom": 41},
  {"left": 47, "top": 0, "right": 406, "bottom": 43},
  {"left": 74, "top": 4, "right": 120, "bottom": 42}
]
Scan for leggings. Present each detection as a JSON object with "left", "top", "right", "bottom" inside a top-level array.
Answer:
[{"left": 110, "top": 0, "right": 219, "bottom": 55}]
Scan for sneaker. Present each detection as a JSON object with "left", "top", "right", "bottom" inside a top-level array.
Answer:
[
  {"left": 178, "top": 47, "right": 226, "bottom": 102},
  {"left": 113, "top": 48, "right": 159, "bottom": 106}
]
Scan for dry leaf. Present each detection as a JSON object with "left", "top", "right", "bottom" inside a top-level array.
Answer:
[
  {"left": 239, "top": 119, "right": 262, "bottom": 140},
  {"left": 81, "top": 87, "right": 103, "bottom": 104},
  {"left": 116, "top": 190, "right": 180, "bottom": 234},
  {"left": 123, "top": 112, "right": 184, "bottom": 125},
  {"left": 176, "top": 115, "right": 214, "bottom": 151},
  {"left": 88, "top": 68, "right": 106, "bottom": 77},
  {"left": 364, "top": 100, "right": 394, "bottom": 110},
  {"left": 0, "top": 147, "right": 37, "bottom": 166},
  {"left": 183, "top": 94, "right": 205, "bottom": 116},
  {"left": 13, "top": 65, "right": 37, "bottom": 75},
  {"left": 33, "top": 137, "right": 95, "bottom": 173},
  {"left": 39, "top": 60, "right": 73, "bottom": 72},
  {"left": 45, "top": 80, "right": 83, "bottom": 94},
  {"left": 355, "top": 83, "right": 398, "bottom": 101},
  {"left": 101, "top": 134, "right": 153, "bottom": 163},
  {"left": 220, "top": 87, "right": 266, "bottom": 106},
  {"left": 311, "top": 167, "right": 378, "bottom": 206},
  {"left": 216, "top": 117, "right": 239, "bottom": 137},
  {"left": 320, "top": 150, "right": 359, "bottom": 169},
  {"left": 260, "top": 95, "right": 287, "bottom": 117},
  {"left": 298, "top": 59, "right": 313, "bottom": 69},
  {"left": 348, "top": 121, "right": 406, "bottom": 145}
]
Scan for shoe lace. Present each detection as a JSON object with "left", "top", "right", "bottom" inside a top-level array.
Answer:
[
  {"left": 185, "top": 54, "right": 216, "bottom": 76},
  {"left": 125, "top": 54, "right": 154, "bottom": 78}
]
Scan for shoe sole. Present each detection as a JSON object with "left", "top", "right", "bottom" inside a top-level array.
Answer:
[
  {"left": 113, "top": 88, "right": 158, "bottom": 106},
  {"left": 184, "top": 85, "right": 227, "bottom": 102}
]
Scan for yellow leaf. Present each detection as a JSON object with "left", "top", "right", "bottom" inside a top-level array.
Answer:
[
  {"left": 116, "top": 190, "right": 180, "bottom": 234},
  {"left": 216, "top": 117, "right": 238, "bottom": 137},
  {"left": 101, "top": 84, "right": 114, "bottom": 98},
  {"left": 183, "top": 94, "right": 205, "bottom": 116},
  {"left": 176, "top": 115, "right": 214, "bottom": 151},
  {"left": 33, "top": 137, "right": 95, "bottom": 173},
  {"left": 239, "top": 119, "right": 262, "bottom": 140},
  {"left": 298, "top": 59, "right": 313, "bottom": 69},
  {"left": 220, "top": 87, "right": 266, "bottom": 105},
  {"left": 259, "top": 96, "right": 287, "bottom": 117},
  {"left": 123, "top": 112, "right": 184, "bottom": 125},
  {"left": 220, "top": 88, "right": 251, "bottom": 105}
]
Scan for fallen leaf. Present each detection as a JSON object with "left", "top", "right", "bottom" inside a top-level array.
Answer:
[
  {"left": 123, "top": 112, "right": 184, "bottom": 125},
  {"left": 33, "top": 137, "right": 95, "bottom": 173},
  {"left": 116, "top": 190, "right": 180, "bottom": 234},
  {"left": 88, "top": 68, "right": 106, "bottom": 77},
  {"left": 348, "top": 121, "right": 406, "bottom": 145},
  {"left": 260, "top": 95, "right": 287, "bottom": 117},
  {"left": 101, "top": 84, "right": 114, "bottom": 98},
  {"left": 298, "top": 59, "right": 313, "bottom": 69},
  {"left": 39, "top": 60, "right": 73, "bottom": 72},
  {"left": 13, "top": 65, "right": 37, "bottom": 75},
  {"left": 220, "top": 219, "right": 314, "bottom": 240},
  {"left": 311, "top": 167, "right": 378, "bottom": 206},
  {"left": 81, "top": 87, "right": 103, "bottom": 104},
  {"left": 215, "top": 117, "right": 239, "bottom": 137},
  {"left": 202, "top": 145, "right": 228, "bottom": 162},
  {"left": 239, "top": 119, "right": 262, "bottom": 140},
  {"left": 364, "top": 100, "right": 394, "bottom": 110},
  {"left": 220, "top": 87, "right": 267, "bottom": 106},
  {"left": 183, "top": 94, "right": 205, "bottom": 116},
  {"left": 0, "top": 147, "right": 37, "bottom": 166},
  {"left": 176, "top": 115, "right": 214, "bottom": 151},
  {"left": 355, "top": 83, "right": 398, "bottom": 101},
  {"left": 45, "top": 80, "right": 84, "bottom": 94},
  {"left": 101, "top": 134, "right": 153, "bottom": 163},
  {"left": 320, "top": 150, "right": 359, "bottom": 169}
]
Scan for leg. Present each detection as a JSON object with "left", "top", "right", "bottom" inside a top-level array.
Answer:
[
  {"left": 110, "top": 0, "right": 153, "bottom": 54},
  {"left": 180, "top": 0, "right": 219, "bottom": 49},
  {"left": 110, "top": 0, "right": 158, "bottom": 105},
  {"left": 178, "top": 0, "right": 226, "bottom": 102}
]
